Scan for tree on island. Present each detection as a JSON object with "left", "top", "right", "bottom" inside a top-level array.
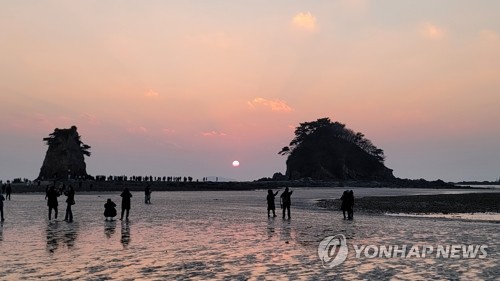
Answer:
[
  {"left": 37, "top": 126, "right": 91, "bottom": 180},
  {"left": 279, "top": 118, "right": 394, "bottom": 180}
]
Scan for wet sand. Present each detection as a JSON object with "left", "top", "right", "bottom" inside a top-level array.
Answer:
[
  {"left": 0, "top": 188, "right": 498, "bottom": 280},
  {"left": 317, "top": 193, "right": 500, "bottom": 214}
]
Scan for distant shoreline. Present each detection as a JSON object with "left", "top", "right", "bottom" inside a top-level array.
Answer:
[{"left": 4, "top": 178, "right": 485, "bottom": 193}]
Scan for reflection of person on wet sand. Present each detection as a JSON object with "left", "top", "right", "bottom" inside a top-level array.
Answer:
[
  {"left": 104, "top": 220, "right": 117, "bottom": 238},
  {"left": 266, "top": 189, "right": 279, "bottom": 217},
  {"left": 280, "top": 220, "right": 292, "bottom": 244},
  {"left": 46, "top": 186, "right": 60, "bottom": 220},
  {"left": 120, "top": 188, "right": 132, "bottom": 220},
  {"left": 121, "top": 221, "right": 131, "bottom": 248},
  {"left": 104, "top": 199, "right": 117, "bottom": 220},
  {"left": 46, "top": 223, "right": 60, "bottom": 253},
  {"left": 63, "top": 223, "right": 78, "bottom": 249},
  {"left": 280, "top": 187, "right": 293, "bottom": 219},
  {"left": 266, "top": 219, "right": 276, "bottom": 238}
]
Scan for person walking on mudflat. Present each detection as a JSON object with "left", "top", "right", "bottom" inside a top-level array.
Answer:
[
  {"left": 266, "top": 189, "right": 279, "bottom": 217},
  {"left": 0, "top": 193, "right": 5, "bottom": 221},
  {"left": 340, "top": 190, "right": 349, "bottom": 220},
  {"left": 46, "top": 186, "right": 60, "bottom": 220},
  {"left": 145, "top": 185, "right": 152, "bottom": 204},
  {"left": 64, "top": 185, "right": 75, "bottom": 222},
  {"left": 120, "top": 188, "right": 132, "bottom": 220},
  {"left": 347, "top": 190, "right": 354, "bottom": 220},
  {"left": 6, "top": 181, "right": 12, "bottom": 200},
  {"left": 280, "top": 187, "right": 293, "bottom": 219}
]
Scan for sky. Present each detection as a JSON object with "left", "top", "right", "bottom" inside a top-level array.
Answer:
[{"left": 1, "top": 0, "right": 499, "bottom": 182}]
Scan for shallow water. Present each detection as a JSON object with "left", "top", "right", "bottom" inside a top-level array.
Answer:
[
  {"left": 386, "top": 212, "right": 500, "bottom": 222},
  {"left": 0, "top": 188, "right": 498, "bottom": 280}
]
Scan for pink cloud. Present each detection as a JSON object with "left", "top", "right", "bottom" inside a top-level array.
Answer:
[{"left": 201, "top": 131, "right": 227, "bottom": 137}]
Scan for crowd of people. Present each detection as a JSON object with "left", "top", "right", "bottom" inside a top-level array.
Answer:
[{"left": 0, "top": 184, "right": 355, "bottom": 223}]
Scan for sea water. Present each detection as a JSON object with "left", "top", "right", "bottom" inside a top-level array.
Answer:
[{"left": 0, "top": 188, "right": 498, "bottom": 280}]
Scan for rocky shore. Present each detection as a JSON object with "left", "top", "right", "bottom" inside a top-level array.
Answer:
[{"left": 317, "top": 193, "right": 500, "bottom": 214}]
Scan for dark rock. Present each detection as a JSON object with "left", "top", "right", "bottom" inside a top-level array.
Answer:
[
  {"left": 37, "top": 126, "right": 91, "bottom": 180},
  {"left": 280, "top": 118, "right": 394, "bottom": 180}
]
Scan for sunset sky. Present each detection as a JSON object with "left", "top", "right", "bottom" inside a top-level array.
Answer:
[{"left": 1, "top": 1, "right": 499, "bottom": 182}]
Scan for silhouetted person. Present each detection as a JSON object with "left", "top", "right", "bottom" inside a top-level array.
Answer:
[
  {"left": 145, "top": 185, "right": 151, "bottom": 204},
  {"left": 120, "top": 188, "right": 132, "bottom": 220},
  {"left": 0, "top": 193, "right": 5, "bottom": 221},
  {"left": 267, "top": 189, "right": 279, "bottom": 217},
  {"left": 46, "top": 186, "right": 60, "bottom": 220},
  {"left": 1, "top": 183, "right": 5, "bottom": 194},
  {"left": 340, "top": 190, "right": 349, "bottom": 220},
  {"left": 104, "top": 198, "right": 117, "bottom": 220},
  {"left": 64, "top": 185, "right": 75, "bottom": 222},
  {"left": 6, "top": 181, "right": 11, "bottom": 200},
  {"left": 347, "top": 190, "right": 354, "bottom": 220},
  {"left": 280, "top": 187, "right": 293, "bottom": 219}
]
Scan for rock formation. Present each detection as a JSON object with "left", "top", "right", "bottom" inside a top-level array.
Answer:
[
  {"left": 279, "top": 118, "right": 394, "bottom": 180},
  {"left": 37, "top": 126, "right": 91, "bottom": 180}
]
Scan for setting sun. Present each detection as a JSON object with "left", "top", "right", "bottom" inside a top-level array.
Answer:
[{"left": 232, "top": 160, "right": 240, "bottom": 167}]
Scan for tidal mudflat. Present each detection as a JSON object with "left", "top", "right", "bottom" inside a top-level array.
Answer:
[{"left": 0, "top": 188, "right": 498, "bottom": 280}]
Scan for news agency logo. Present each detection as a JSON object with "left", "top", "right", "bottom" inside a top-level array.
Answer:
[
  {"left": 317, "top": 234, "right": 349, "bottom": 268},
  {"left": 318, "top": 235, "right": 488, "bottom": 268}
]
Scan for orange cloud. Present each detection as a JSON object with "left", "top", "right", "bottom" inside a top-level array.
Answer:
[
  {"left": 292, "top": 12, "right": 317, "bottom": 32},
  {"left": 248, "top": 97, "right": 293, "bottom": 112},
  {"left": 419, "top": 22, "right": 445, "bottom": 40}
]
